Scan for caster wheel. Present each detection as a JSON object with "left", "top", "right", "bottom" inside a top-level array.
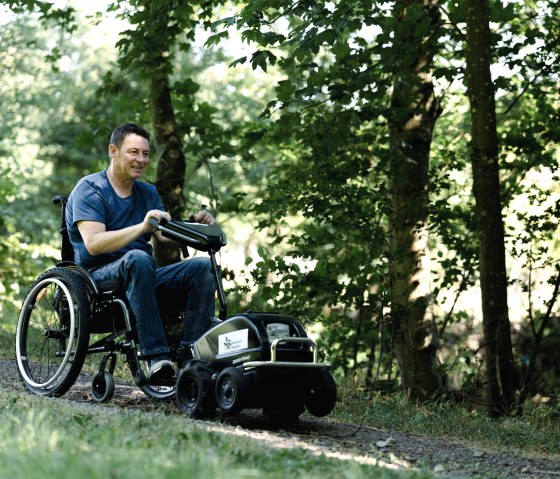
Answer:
[{"left": 91, "top": 371, "right": 115, "bottom": 403}]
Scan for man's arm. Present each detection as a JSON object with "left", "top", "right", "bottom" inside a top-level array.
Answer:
[{"left": 77, "top": 209, "right": 170, "bottom": 256}]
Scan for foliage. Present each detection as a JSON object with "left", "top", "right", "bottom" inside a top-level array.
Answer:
[
  {"left": 0, "top": 0, "right": 559, "bottom": 405},
  {"left": 1, "top": 0, "right": 75, "bottom": 28},
  {"left": 205, "top": 1, "right": 433, "bottom": 384},
  {"left": 205, "top": 0, "right": 401, "bottom": 382},
  {"left": 204, "top": 0, "right": 560, "bottom": 400},
  {"left": 0, "top": 14, "right": 73, "bottom": 311},
  {"left": 338, "top": 380, "right": 560, "bottom": 455}
]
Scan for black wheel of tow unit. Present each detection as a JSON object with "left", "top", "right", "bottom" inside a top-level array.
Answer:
[
  {"left": 91, "top": 371, "right": 115, "bottom": 403},
  {"left": 15, "top": 268, "right": 91, "bottom": 397},
  {"left": 176, "top": 362, "right": 216, "bottom": 419},
  {"left": 215, "top": 367, "right": 247, "bottom": 415},
  {"left": 305, "top": 368, "right": 337, "bottom": 417}
]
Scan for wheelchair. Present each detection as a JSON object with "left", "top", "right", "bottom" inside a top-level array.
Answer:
[{"left": 15, "top": 195, "right": 227, "bottom": 403}]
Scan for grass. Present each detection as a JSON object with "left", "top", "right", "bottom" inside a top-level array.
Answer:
[
  {"left": 0, "top": 303, "right": 18, "bottom": 358},
  {"left": 0, "top": 389, "right": 430, "bottom": 479},
  {"left": 1, "top": 311, "right": 559, "bottom": 479},
  {"left": 0, "top": 312, "right": 428, "bottom": 479},
  {"left": 335, "top": 379, "right": 560, "bottom": 456}
]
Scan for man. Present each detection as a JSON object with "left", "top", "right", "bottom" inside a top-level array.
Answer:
[{"left": 66, "top": 122, "right": 216, "bottom": 383}]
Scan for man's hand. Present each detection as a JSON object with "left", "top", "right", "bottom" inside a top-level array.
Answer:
[
  {"left": 143, "top": 209, "right": 171, "bottom": 233},
  {"left": 189, "top": 210, "right": 216, "bottom": 225}
]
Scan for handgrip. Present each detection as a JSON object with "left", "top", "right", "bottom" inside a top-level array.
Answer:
[
  {"left": 52, "top": 195, "right": 67, "bottom": 205},
  {"left": 148, "top": 216, "right": 168, "bottom": 229}
]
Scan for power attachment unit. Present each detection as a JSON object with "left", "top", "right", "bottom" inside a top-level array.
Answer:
[{"left": 150, "top": 218, "right": 337, "bottom": 424}]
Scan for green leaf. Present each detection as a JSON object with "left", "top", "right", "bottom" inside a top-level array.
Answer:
[
  {"left": 261, "top": 31, "right": 286, "bottom": 46},
  {"left": 332, "top": 40, "right": 351, "bottom": 59},
  {"left": 229, "top": 56, "right": 247, "bottom": 68},
  {"left": 241, "top": 28, "right": 261, "bottom": 44},
  {"left": 173, "top": 78, "right": 200, "bottom": 95},
  {"left": 211, "top": 16, "right": 237, "bottom": 29},
  {"left": 204, "top": 31, "right": 229, "bottom": 48},
  {"left": 315, "top": 28, "right": 338, "bottom": 47},
  {"left": 275, "top": 79, "right": 295, "bottom": 103},
  {"left": 490, "top": 0, "right": 516, "bottom": 22},
  {"left": 250, "top": 50, "right": 275, "bottom": 72},
  {"left": 447, "top": 0, "right": 466, "bottom": 24}
]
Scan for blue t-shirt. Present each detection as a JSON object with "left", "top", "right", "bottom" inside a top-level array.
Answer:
[{"left": 66, "top": 170, "right": 165, "bottom": 270}]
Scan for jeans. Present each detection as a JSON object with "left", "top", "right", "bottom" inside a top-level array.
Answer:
[{"left": 90, "top": 250, "right": 216, "bottom": 358}]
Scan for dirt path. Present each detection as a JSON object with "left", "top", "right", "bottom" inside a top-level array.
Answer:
[{"left": 2, "top": 359, "right": 559, "bottom": 478}]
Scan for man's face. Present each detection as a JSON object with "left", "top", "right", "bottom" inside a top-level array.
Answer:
[{"left": 109, "top": 133, "right": 150, "bottom": 181}]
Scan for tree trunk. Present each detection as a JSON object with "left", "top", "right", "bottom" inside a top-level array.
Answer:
[
  {"left": 111, "top": 1, "right": 199, "bottom": 266},
  {"left": 465, "top": 0, "right": 517, "bottom": 416},
  {"left": 149, "top": 70, "right": 186, "bottom": 266},
  {"left": 388, "top": 0, "right": 444, "bottom": 401}
]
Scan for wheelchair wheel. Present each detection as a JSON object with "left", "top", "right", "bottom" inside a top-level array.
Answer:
[
  {"left": 15, "top": 268, "right": 91, "bottom": 397},
  {"left": 128, "top": 358, "right": 176, "bottom": 401}
]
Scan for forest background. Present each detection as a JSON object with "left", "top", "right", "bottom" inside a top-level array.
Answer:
[{"left": 0, "top": 0, "right": 558, "bottom": 417}]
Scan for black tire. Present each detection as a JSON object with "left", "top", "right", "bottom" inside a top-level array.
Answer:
[
  {"left": 215, "top": 367, "right": 247, "bottom": 415},
  {"left": 128, "top": 357, "right": 176, "bottom": 401},
  {"left": 15, "top": 268, "right": 91, "bottom": 397},
  {"left": 176, "top": 361, "right": 216, "bottom": 419},
  {"left": 305, "top": 368, "right": 337, "bottom": 417},
  {"left": 91, "top": 371, "right": 115, "bottom": 403}
]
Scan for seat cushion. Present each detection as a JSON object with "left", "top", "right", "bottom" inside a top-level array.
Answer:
[{"left": 96, "top": 279, "right": 122, "bottom": 293}]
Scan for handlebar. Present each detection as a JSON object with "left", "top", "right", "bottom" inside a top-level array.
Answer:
[
  {"left": 148, "top": 216, "right": 167, "bottom": 228},
  {"left": 149, "top": 216, "right": 227, "bottom": 252}
]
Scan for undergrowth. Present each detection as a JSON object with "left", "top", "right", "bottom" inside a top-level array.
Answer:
[{"left": 333, "top": 379, "right": 560, "bottom": 456}]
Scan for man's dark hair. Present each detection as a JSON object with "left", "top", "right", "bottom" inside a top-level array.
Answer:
[{"left": 109, "top": 123, "right": 150, "bottom": 148}]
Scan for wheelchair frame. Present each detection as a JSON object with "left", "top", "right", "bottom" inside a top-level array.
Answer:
[{"left": 15, "top": 195, "right": 223, "bottom": 402}]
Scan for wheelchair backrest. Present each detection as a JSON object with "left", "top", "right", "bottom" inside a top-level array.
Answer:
[{"left": 52, "top": 195, "right": 74, "bottom": 262}]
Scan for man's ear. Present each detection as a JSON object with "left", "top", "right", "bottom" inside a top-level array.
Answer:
[{"left": 108, "top": 144, "right": 118, "bottom": 158}]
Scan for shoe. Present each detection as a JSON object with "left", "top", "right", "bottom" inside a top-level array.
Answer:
[{"left": 148, "top": 358, "right": 175, "bottom": 384}]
